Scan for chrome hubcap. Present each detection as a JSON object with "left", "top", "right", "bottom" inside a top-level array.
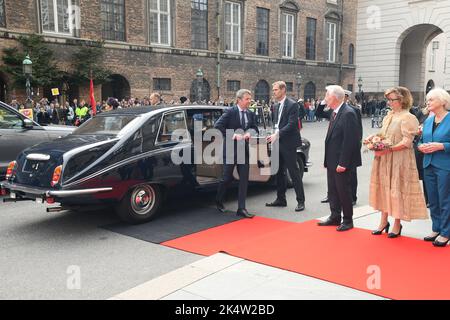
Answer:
[{"left": 131, "top": 186, "right": 156, "bottom": 215}]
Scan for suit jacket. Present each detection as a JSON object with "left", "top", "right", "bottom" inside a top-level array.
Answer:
[
  {"left": 421, "top": 114, "right": 450, "bottom": 171},
  {"left": 214, "top": 106, "right": 259, "bottom": 158},
  {"left": 273, "top": 97, "right": 302, "bottom": 149},
  {"left": 316, "top": 103, "right": 362, "bottom": 170}
]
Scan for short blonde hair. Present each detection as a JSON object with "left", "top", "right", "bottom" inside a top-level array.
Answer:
[
  {"left": 272, "top": 81, "right": 287, "bottom": 91},
  {"left": 426, "top": 88, "right": 450, "bottom": 111},
  {"left": 384, "top": 87, "right": 413, "bottom": 110}
]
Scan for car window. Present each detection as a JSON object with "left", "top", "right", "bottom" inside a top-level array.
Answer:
[
  {"left": 186, "top": 109, "right": 223, "bottom": 133},
  {"left": 157, "top": 111, "right": 190, "bottom": 144},
  {"left": 0, "top": 106, "right": 23, "bottom": 129},
  {"left": 74, "top": 115, "right": 136, "bottom": 135}
]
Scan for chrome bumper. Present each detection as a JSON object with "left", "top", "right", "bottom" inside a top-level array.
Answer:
[{"left": 0, "top": 181, "right": 112, "bottom": 198}]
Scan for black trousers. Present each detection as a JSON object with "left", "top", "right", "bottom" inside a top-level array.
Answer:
[
  {"left": 276, "top": 147, "right": 305, "bottom": 204},
  {"left": 350, "top": 167, "right": 358, "bottom": 202},
  {"left": 216, "top": 163, "right": 249, "bottom": 210},
  {"left": 327, "top": 168, "right": 353, "bottom": 224}
]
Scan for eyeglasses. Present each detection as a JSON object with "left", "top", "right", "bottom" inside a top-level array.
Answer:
[{"left": 387, "top": 98, "right": 401, "bottom": 103}]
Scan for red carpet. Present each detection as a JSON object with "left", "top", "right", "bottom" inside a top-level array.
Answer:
[{"left": 162, "top": 217, "right": 450, "bottom": 300}]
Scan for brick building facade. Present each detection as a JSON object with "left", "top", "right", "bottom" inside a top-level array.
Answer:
[{"left": 0, "top": 0, "right": 357, "bottom": 104}]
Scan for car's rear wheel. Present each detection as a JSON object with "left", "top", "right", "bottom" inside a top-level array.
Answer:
[{"left": 116, "top": 184, "right": 162, "bottom": 224}]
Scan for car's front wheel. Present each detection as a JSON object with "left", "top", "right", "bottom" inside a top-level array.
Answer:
[{"left": 116, "top": 184, "right": 162, "bottom": 224}]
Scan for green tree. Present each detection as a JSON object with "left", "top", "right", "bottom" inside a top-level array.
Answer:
[
  {"left": 0, "top": 34, "right": 61, "bottom": 89},
  {"left": 70, "top": 41, "right": 111, "bottom": 85}
]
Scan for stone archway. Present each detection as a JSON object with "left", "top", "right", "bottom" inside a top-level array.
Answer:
[
  {"left": 0, "top": 72, "right": 7, "bottom": 102},
  {"left": 102, "top": 74, "right": 131, "bottom": 101},
  {"left": 398, "top": 24, "right": 443, "bottom": 104}
]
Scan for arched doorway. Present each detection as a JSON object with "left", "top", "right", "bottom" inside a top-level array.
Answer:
[
  {"left": 426, "top": 79, "right": 435, "bottom": 95},
  {"left": 102, "top": 74, "right": 131, "bottom": 101},
  {"left": 304, "top": 82, "right": 316, "bottom": 101},
  {"left": 254, "top": 80, "right": 270, "bottom": 104},
  {"left": 190, "top": 79, "right": 211, "bottom": 103},
  {"left": 0, "top": 72, "right": 7, "bottom": 102},
  {"left": 399, "top": 24, "right": 443, "bottom": 104}
]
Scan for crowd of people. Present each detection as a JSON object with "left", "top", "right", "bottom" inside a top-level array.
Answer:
[{"left": 6, "top": 81, "right": 450, "bottom": 247}]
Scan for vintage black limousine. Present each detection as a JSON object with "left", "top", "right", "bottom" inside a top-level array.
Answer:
[{"left": 1, "top": 105, "right": 311, "bottom": 224}]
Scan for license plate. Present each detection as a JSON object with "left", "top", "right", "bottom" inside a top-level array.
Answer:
[
  {"left": 35, "top": 198, "right": 43, "bottom": 204},
  {"left": 10, "top": 192, "right": 16, "bottom": 199}
]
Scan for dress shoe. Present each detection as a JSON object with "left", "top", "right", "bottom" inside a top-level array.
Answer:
[
  {"left": 237, "top": 208, "right": 255, "bottom": 219},
  {"left": 317, "top": 218, "right": 341, "bottom": 227},
  {"left": 372, "top": 222, "right": 390, "bottom": 235},
  {"left": 266, "top": 200, "right": 287, "bottom": 207},
  {"left": 337, "top": 223, "right": 354, "bottom": 232},
  {"left": 295, "top": 203, "right": 305, "bottom": 212},
  {"left": 321, "top": 196, "right": 329, "bottom": 203},
  {"left": 424, "top": 233, "right": 440, "bottom": 242},
  {"left": 216, "top": 201, "right": 225, "bottom": 213},
  {"left": 433, "top": 239, "right": 449, "bottom": 247},
  {"left": 388, "top": 225, "right": 403, "bottom": 238}
]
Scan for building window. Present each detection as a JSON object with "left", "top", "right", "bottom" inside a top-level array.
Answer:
[
  {"left": 149, "top": 0, "right": 171, "bottom": 46},
  {"left": 40, "top": 0, "right": 78, "bottom": 35},
  {"left": 306, "top": 18, "right": 316, "bottom": 60},
  {"left": 191, "top": 0, "right": 208, "bottom": 50},
  {"left": 101, "top": 0, "right": 125, "bottom": 41},
  {"left": 286, "top": 82, "right": 294, "bottom": 93},
  {"left": 256, "top": 7, "right": 269, "bottom": 56},
  {"left": 224, "top": 1, "right": 241, "bottom": 53},
  {"left": 326, "top": 21, "right": 337, "bottom": 62},
  {"left": 281, "top": 13, "right": 294, "bottom": 58},
  {"left": 255, "top": 80, "right": 270, "bottom": 104},
  {"left": 429, "top": 41, "right": 439, "bottom": 71},
  {"left": 349, "top": 44, "right": 354, "bottom": 64},
  {"left": 347, "top": 84, "right": 353, "bottom": 93},
  {"left": 0, "top": 0, "right": 6, "bottom": 28},
  {"left": 304, "top": 82, "right": 316, "bottom": 101},
  {"left": 227, "top": 80, "right": 241, "bottom": 92},
  {"left": 153, "top": 78, "right": 172, "bottom": 91}
]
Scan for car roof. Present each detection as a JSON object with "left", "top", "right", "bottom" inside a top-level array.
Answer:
[{"left": 98, "top": 105, "right": 226, "bottom": 117}]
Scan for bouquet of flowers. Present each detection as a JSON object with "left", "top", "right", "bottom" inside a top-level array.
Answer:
[{"left": 363, "top": 134, "right": 392, "bottom": 152}]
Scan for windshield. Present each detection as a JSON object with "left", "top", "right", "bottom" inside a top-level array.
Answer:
[{"left": 74, "top": 115, "right": 137, "bottom": 135}]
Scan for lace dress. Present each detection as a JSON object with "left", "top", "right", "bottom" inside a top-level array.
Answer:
[{"left": 369, "top": 110, "right": 428, "bottom": 221}]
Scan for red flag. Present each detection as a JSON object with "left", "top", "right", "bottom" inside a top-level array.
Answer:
[{"left": 90, "top": 77, "right": 96, "bottom": 116}]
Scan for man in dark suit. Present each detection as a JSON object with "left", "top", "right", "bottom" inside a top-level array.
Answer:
[
  {"left": 345, "top": 90, "right": 363, "bottom": 206},
  {"left": 320, "top": 90, "right": 363, "bottom": 205},
  {"left": 316, "top": 85, "right": 362, "bottom": 231},
  {"left": 266, "top": 81, "right": 305, "bottom": 212},
  {"left": 215, "top": 89, "right": 259, "bottom": 218}
]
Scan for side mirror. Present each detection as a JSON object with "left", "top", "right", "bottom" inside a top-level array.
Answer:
[{"left": 23, "top": 118, "right": 34, "bottom": 129}]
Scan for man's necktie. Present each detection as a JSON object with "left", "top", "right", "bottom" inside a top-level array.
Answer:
[
  {"left": 241, "top": 111, "right": 247, "bottom": 129},
  {"left": 328, "top": 111, "right": 337, "bottom": 132}
]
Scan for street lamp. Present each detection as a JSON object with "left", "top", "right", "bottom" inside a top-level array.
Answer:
[
  {"left": 196, "top": 68, "right": 204, "bottom": 104},
  {"left": 296, "top": 73, "right": 302, "bottom": 100},
  {"left": 22, "top": 55, "right": 33, "bottom": 108},
  {"left": 358, "top": 76, "right": 363, "bottom": 94}
]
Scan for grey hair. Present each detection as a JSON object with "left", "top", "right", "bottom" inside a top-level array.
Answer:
[
  {"left": 427, "top": 88, "right": 450, "bottom": 110},
  {"left": 236, "top": 89, "right": 252, "bottom": 100},
  {"left": 326, "top": 85, "right": 345, "bottom": 102}
]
